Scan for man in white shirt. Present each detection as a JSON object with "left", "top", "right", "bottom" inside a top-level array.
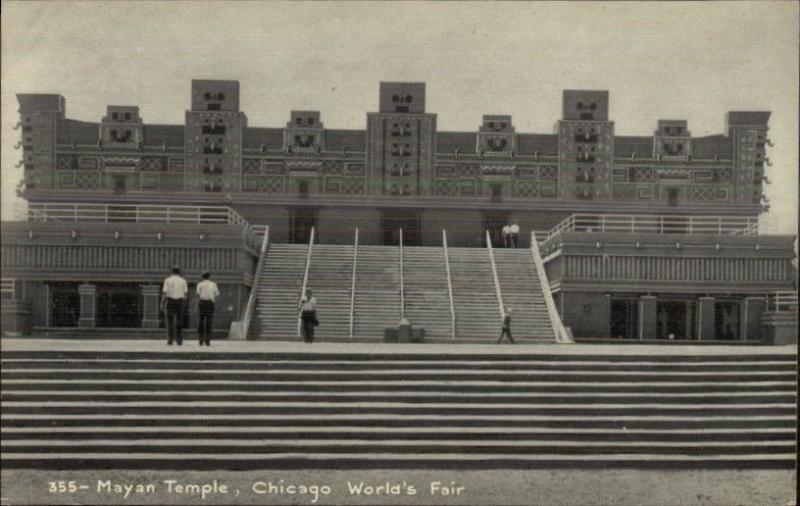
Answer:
[
  {"left": 510, "top": 222, "right": 520, "bottom": 248},
  {"left": 298, "top": 288, "right": 318, "bottom": 343},
  {"left": 194, "top": 271, "right": 220, "bottom": 346},
  {"left": 501, "top": 224, "right": 512, "bottom": 248},
  {"left": 160, "top": 266, "right": 188, "bottom": 345}
]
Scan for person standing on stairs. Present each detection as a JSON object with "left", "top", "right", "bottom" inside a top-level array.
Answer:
[
  {"left": 160, "top": 266, "right": 188, "bottom": 346},
  {"left": 299, "top": 288, "right": 318, "bottom": 343},
  {"left": 502, "top": 224, "right": 512, "bottom": 248},
  {"left": 510, "top": 222, "right": 520, "bottom": 248},
  {"left": 497, "top": 307, "right": 515, "bottom": 344},
  {"left": 194, "top": 271, "right": 219, "bottom": 346}
]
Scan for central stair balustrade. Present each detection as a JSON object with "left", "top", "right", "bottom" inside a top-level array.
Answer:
[
  {"left": 531, "top": 230, "right": 572, "bottom": 343},
  {"left": 349, "top": 228, "right": 359, "bottom": 338},
  {"left": 228, "top": 226, "right": 270, "bottom": 340},
  {"left": 485, "top": 230, "right": 506, "bottom": 320},
  {"left": 442, "top": 229, "right": 456, "bottom": 339},
  {"left": 296, "top": 227, "right": 315, "bottom": 337},
  {"left": 399, "top": 228, "right": 405, "bottom": 320}
]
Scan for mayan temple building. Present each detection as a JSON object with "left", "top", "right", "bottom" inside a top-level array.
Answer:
[{"left": 1, "top": 80, "right": 796, "bottom": 343}]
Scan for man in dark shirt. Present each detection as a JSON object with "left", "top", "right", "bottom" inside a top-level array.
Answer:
[{"left": 497, "top": 307, "right": 514, "bottom": 344}]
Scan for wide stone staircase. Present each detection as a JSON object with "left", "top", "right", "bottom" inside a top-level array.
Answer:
[
  {"left": 306, "top": 244, "right": 355, "bottom": 339},
  {"left": 256, "top": 243, "right": 308, "bottom": 339},
  {"left": 448, "top": 248, "right": 502, "bottom": 339},
  {"left": 1, "top": 348, "right": 796, "bottom": 469},
  {"left": 403, "top": 246, "right": 453, "bottom": 339},
  {"left": 250, "top": 241, "right": 560, "bottom": 341},
  {"left": 492, "top": 248, "right": 555, "bottom": 341},
  {"left": 353, "top": 246, "right": 401, "bottom": 338}
]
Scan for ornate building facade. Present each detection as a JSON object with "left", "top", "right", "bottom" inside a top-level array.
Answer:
[
  {"left": 2, "top": 80, "right": 796, "bottom": 342},
  {"left": 14, "top": 80, "right": 772, "bottom": 245}
]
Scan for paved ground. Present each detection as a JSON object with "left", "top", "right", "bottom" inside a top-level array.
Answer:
[{"left": 2, "top": 337, "right": 796, "bottom": 355}]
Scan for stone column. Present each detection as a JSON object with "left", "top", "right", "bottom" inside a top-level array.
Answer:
[
  {"left": 697, "top": 296, "right": 715, "bottom": 340},
  {"left": 141, "top": 284, "right": 161, "bottom": 328},
  {"left": 741, "top": 296, "right": 766, "bottom": 341},
  {"left": 78, "top": 283, "right": 96, "bottom": 328},
  {"left": 639, "top": 295, "right": 657, "bottom": 340}
]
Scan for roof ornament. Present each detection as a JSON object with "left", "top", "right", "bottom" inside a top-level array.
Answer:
[
  {"left": 764, "top": 157, "right": 772, "bottom": 167},
  {"left": 12, "top": 122, "right": 21, "bottom": 130},
  {"left": 340, "top": 144, "right": 347, "bottom": 155},
  {"left": 161, "top": 140, "right": 167, "bottom": 152},
  {"left": 13, "top": 141, "right": 21, "bottom": 149},
  {"left": 630, "top": 152, "right": 636, "bottom": 160},
  {"left": 454, "top": 148, "right": 459, "bottom": 158},
  {"left": 762, "top": 176, "right": 771, "bottom": 185},
  {"left": 260, "top": 143, "right": 265, "bottom": 154},
  {"left": 533, "top": 150, "right": 539, "bottom": 160},
  {"left": 714, "top": 154, "right": 720, "bottom": 161},
  {"left": 15, "top": 160, "right": 23, "bottom": 168},
  {"left": 766, "top": 138, "right": 774, "bottom": 147}
]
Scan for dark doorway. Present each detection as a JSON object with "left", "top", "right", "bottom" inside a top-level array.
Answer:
[
  {"left": 291, "top": 208, "right": 317, "bottom": 244},
  {"left": 381, "top": 210, "right": 420, "bottom": 246},
  {"left": 298, "top": 180, "right": 309, "bottom": 198},
  {"left": 656, "top": 300, "right": 696, "bottom": 340},
  {"left": 96, "top": 284, "right": 142, "bottom": 328},
  {"left": 483, "top": 212, "right": 510, "bottom": 247},
  {"left": 610, "top": 298, "right": 639, "bottom": 339},
  {"left": 113, "top": 175, "right": 127, "bottom": 194},
  {"left": 714, "top": 301, "right": 740, "bottom": 340},
  {"left": 667, "top": 188, "right": 679, "bottom": 206},
  {"left": 49, "top": 283, "right": 80, "bottom": 327},
  {"left": 490, "top": 183, "right": 503, "bottom": 202}
]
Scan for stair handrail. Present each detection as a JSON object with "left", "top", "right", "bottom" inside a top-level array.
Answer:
[
  {"left": 297, "top": 227, "right": 315, "bottom": 337},
  {"left": 485, "top": 230, "right": 505, "bottom": 320},
  {"left": 229, "top": 225, "right": 269, "bottom": 340},
  {"left": 399, "top": 228, "right": 405, "bottom": 320},
  {"left": 349, "top": 227, "right": 359, "bottom": 338},
  {"left": 442, "top": 229, "right": 456, "bottom": 339},
  {"left": 530, "top": 230, "right": 572, "bottom": 343}
]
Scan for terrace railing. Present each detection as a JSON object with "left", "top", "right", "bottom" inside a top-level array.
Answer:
[
  {"left": 766, "top": 291, "right": 798, "bottom": 313},
  {"left": 27, "top": 203, "right": 250, "bottom": 226},
  {"left": 546, "top": 214, "right": 759, "bottom": 239}
]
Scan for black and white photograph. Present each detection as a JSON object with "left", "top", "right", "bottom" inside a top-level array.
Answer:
[{"left": 1, "top": 2, "right": 797, "bottom": 505}]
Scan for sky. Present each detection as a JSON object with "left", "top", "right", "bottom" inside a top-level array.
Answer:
[{"left": 2, "top": 1, "right": 798, "bottom": 234}]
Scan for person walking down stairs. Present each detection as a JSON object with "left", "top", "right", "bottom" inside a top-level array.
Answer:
[
  {"left": 497, "top": 307, "right": 515, "bottom": 344},
  {"left": 299, "top": 289, "right": 319, "bottom": 343}
]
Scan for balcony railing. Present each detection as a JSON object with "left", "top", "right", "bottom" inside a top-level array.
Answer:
[
  {"left": 27, "top": 203, "right": 250, "bottom": 227},
  {"left": 766, "top": 291, "right": 798, "bottom": 313},
  {"left": 545, "top": 214, "right": 759, "bottom": 239}
]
